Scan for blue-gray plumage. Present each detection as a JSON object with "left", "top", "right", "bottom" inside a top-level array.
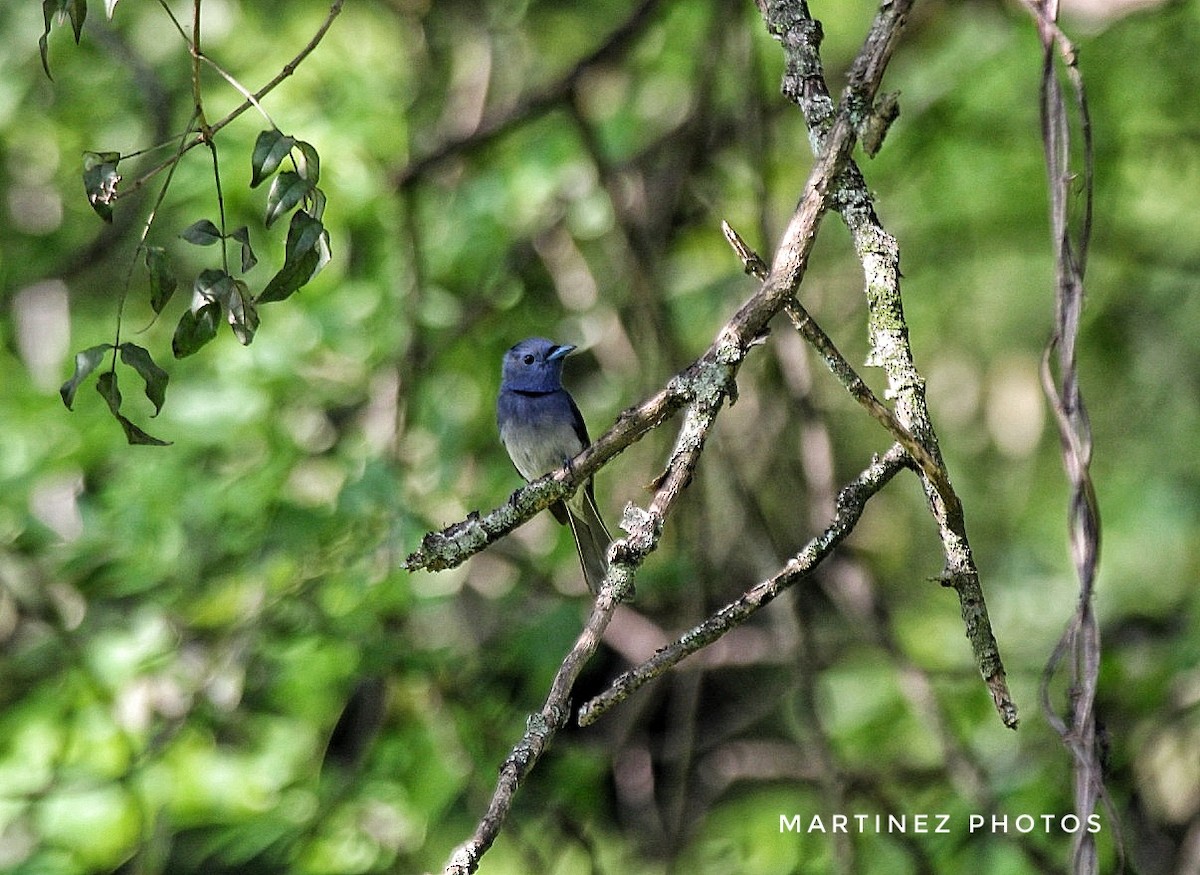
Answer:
[{"left": 497, "top": 337, "right": 612, "bottom": 594}]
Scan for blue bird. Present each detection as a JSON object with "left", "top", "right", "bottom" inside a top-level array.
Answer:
[{"left": 497, "top": 337, "right": 612, "bottom": 594}]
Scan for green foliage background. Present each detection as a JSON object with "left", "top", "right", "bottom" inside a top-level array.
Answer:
[{"left": 1, "top": 0, "right": 1198, "bottom": 872}]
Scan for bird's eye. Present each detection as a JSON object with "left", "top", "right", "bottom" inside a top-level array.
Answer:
[{"left": 523, "top": 354, "right": 535, "bottom": 365}]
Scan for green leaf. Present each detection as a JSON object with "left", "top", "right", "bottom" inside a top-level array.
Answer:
[
  {"left": 96, "top": 371, "right": 171, "bottom": 446},
  {"left": 95, "top": 368, "right": 120, "bottom": 412},
  {"left": 60, "top": 343, "right": 112, "bottom": 409},
  {"left": 286, "top": 209, "right": 325, "bottom": 260},
  {"left": 194, "top": 269, "right": 236, "bottom": 306},
  {"left": 82, "top": 151, "right": 121, "bottom": 223},
  {"left": 258, "top": 211, "right": 328, "bottom": 304},
  {"left": 145, "top": 246, "right": 177, "bottom": 313},
  {"left": 40, "top": 0, "right": 59, "bottom": 79},
  {"left": 172, "top": 302, "right": 221, "bottom": 359},
  {"left": 314, "top": 225, "right": 332, "bottom": 275},
  {"left": 264, "top": 171, "right": 310, "bottom": 229},
  {"left": 180, "top": 219, "right": 222, "bottom": 246},
  {"left": 229, "top": 226, "right": 257, "bottom": 273},
  {"left": 67, "top": 0, "right": 86, "bottom": 42},
  {"left": 259, "top": 251, "right": 318, "bottom": 305},
  {"left": 227, "top": 281, "right": 260, "bottom": 345},
  {"left": 251, "top": 129, "right": 294, "bottom": 188},
  {"left": 37, "top": 0, "right": 85, "bottom": 79},
  {"left": 295, "top": 140, "right": 320, "bottom": 185},
  {"left": 307, "top": 186, "right": 327, "bottom": 222},
  {"left": 125, "top": 420, "right": 170, "bottom": 446},
  {"left": 118, "top": 343, "right": 169, "bottom": 416}
]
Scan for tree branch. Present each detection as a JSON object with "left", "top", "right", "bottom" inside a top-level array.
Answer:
[
  {"left": 760, "top": 0, "right": 1017, "bottom": 729},
  {"left": 414, "top": 0, "right": 913, "bottom": 579},
  {"left": 395, "top": 0, "right": 667, "bottom": 188},
  {"left": 722, "top": 219, "right": 952, "bottom": 501},
  {"left": 444, "top": 579, "right": 625, "bottom": 874},
  {"left": 579, "top": 444, "right": 909, "bottom": 725},
  {"left": 436, "top": 3, "right": 925, "bottom": 870}
]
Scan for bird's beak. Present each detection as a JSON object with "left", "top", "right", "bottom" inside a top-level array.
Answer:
[{"left": 547, "top": 344, "right": 575, "bottom": 362}]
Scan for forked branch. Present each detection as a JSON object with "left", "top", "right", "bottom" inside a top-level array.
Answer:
[{"left": 436, "top": 3, "right": 1008, "bottom": 868}]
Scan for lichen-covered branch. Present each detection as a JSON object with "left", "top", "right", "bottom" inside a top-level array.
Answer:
[
  {"left": 404, "top": 375, "right": 688, "bottom": 574},
  {"left": 579, "top": 444, "right": 909, "bottom": 726},
  {"left": 444, "top": 578, "right": 624, "bottom": 874},
  {"left": 722, "top": 220, "right": 951, "bottom": 501},
  {"left": 414, "top": 0, "right": 914, "bottom": 581},
  {"left": 760, "top": 0, "right": 1017, "bottom": 729},
  {"left": 437, "top": 2, "right": 972, "bottom": 869}
]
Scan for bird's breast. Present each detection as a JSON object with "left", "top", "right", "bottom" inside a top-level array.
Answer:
[{"left": 498, "top": 391, "right": 586, "bottom": 482}]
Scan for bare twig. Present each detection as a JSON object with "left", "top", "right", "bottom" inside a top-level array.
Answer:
[
  {"left": 444, "top": 581, "right": 625, "bottom": 874},
  {"left": 722, "top": 220, "right": 952, "bottom": 501},
  {"left": 199, "top": 55, "right": 277, "bottom": 129}
]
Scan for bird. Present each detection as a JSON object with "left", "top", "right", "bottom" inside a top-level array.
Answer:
[{"left": 497, "top": 337, "right": 612, "bottom": 594}]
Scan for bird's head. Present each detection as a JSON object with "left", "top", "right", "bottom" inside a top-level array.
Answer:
[{"left": 501, "top": 337, "right": 575, "bottom": 392}]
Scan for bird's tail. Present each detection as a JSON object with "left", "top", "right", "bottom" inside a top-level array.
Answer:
[{"left": 566, "top": 487, "right": 612, "bottom": 595}]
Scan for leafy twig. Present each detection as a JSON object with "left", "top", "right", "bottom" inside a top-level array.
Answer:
[
  {"left": 116, "top": 0, "right": 345, "bottom": 201},
  {"left": 60, "top": 0, "right": 336, "bottom": 440}
]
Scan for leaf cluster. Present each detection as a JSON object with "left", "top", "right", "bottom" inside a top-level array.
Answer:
[
  {"left": 56, "top": 6, "right": 333, "bottom": 443},
  {"left": 40, "top": 0, "right": 120, "bottom": 78}
]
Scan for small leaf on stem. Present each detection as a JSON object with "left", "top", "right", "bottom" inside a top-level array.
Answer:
[
  {"left": 194, "top": 269, "right": 236, "bottom": 307},
  {"left": 96, "top": 371, "right": 171, "bottom": 446},
  {"left": 145, "top": 246, "right": 178, "bottom": 313},
  {"left": 82, "top": 151, "right": 121, "bottom": 222},
  {"left": 258, "top": 211, "right": 329, "bottom": 303},
  {"left": 118, "top": 343, "right": 169, "bottom": 415},
  {"left": 67, "top": 0, "right": 86, "bottom": 41},
  {"left": 60, "top": 343, "right": 112, "bottom": 409},
  {"left": 295, "top": 140, "right": 320, "bottom": 185},
  {"left": 264, "top": 171, "right": 310, "bottom": 228},
  {"left": 180, "top": 219, "right": 223, "bottom": 246},
  {"left": 251, "top": 129, "right": 295, "bottom": 188},
  {"left": 229, "top": 226, "right": 258, "bottom": 272},
  {"left": 307, "top": 186, "right": 327, "bottom": 222},
  {"left": 40, "top": 0, "right": 59, "bottom": 78},
  {"left": 173, "top": 302, "right": 221, "bottom": 359},
  {"left": 227, "top": 280, "right": 260, "bottom": 345}
]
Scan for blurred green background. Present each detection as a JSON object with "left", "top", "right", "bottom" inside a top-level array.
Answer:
[{"left": 1, "top": 0, "right": 1198, "bottom": 872}]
